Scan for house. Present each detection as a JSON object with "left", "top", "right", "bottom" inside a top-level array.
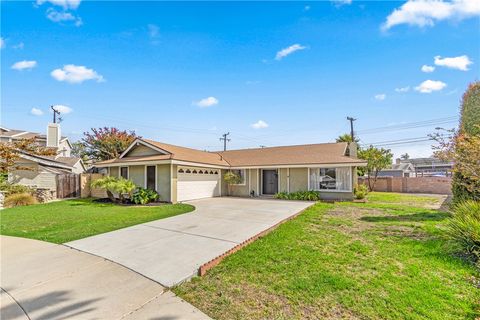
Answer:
[
  {"left": 377, "top": 159, "right": 415, "bottom": 177},
  {"left": 1, "top": 123, "right": 86, "bottom": 197},
  {"left": 95, "top": 138, "right": 367, "bottom": 202},
  {"left": 399, "top": 157, "right": 454, "bottom": 177}
]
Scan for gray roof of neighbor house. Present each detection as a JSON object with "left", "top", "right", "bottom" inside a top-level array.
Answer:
[
  {"left": 0, "top": 126, "right": 68, "bottom": 141},
  {"left": 96, "top": 138, "right": 367, "bottom": 167},
  {"left": 389, "top": 163, "right": 414, "bottom": 171},
  {"left": 400, "top": 157, "right": 454, "bottom": 168}
]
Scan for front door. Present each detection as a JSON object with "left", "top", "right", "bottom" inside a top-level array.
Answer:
[{"left": 262, "top": 170, "right": 278, "bottom": 195}]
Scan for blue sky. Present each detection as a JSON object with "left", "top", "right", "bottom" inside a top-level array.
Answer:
[{"left": 2, "top": 0, "right": 479, "bottom": 158}]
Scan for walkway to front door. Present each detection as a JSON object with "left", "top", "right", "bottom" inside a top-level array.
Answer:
[
  {"left": 262, "top": 169, "right": 278, "bottom": 195},
  {"left": 66, "top": 197, "right": 312, "bottom": 287}
]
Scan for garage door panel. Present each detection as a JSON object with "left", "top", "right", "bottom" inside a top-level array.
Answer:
[{"left": 177, "top": 167, "right": 220, "bottom": 201}]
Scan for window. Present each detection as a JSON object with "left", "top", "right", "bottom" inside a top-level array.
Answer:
[
  {"left": 120, "top": 166, "right": 129, "bottom": 179},
  {"left": 230, "top": 169, "right": 246, "bottom": 185},
  {"left": 309, "top": 167, "right": 351, "bottom": 191},
  {"left": 146, "top": 166, "right": 156, "bottom": 190},
  {"left": 178, "top": 168, "right": 184, "bottom": 173}
]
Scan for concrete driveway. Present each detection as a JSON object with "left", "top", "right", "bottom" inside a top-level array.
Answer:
[
  {"left": 0, "top": 236, "right": 210, "bottom": 320},
  {"left": 67, "top": 197, "right": 313, "bottom": 287}
]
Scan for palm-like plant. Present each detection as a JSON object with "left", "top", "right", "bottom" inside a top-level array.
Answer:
[{"left": 91, "top": 176, "right": 137, "bottom": 203}]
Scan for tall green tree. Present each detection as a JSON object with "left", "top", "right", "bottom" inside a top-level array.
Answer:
[
  {"left": 358, "top": 146, "right": 393, "bottom": 191},
  {"left": 432, "top": 82, "right": 480, "bottom": 202},
  {"left": 78, "top": 127, "right": 139, "bottom": 161}
]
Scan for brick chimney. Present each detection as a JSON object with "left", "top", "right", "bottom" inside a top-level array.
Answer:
[
  {"left": 395, "top": 158, "right": 401, "bottom": 164},
  {"left": 46, "top": 123, "right": 61, "bottom": 148},
  {"left": 347, "top": 142, "right": 358, "bottom": 157}
]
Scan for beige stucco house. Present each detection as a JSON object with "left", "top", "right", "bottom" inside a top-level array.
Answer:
[{"left": 96, "top": 138, "right": 366, "bottom": 203}]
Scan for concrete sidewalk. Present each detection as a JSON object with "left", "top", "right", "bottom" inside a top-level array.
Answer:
[
  {"left": 67, "top": 197, "right": 313, "bottom": 287},
  {"left": 0, "top": 236, "right": 210, "bottom": 320}
]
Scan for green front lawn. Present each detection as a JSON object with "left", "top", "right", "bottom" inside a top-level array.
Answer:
[
  {"left": 174, "top": 193, "right": 479, "bottom": 319},
  {"left": 0, "top": 198, "right": 194, "bottom": 243}
]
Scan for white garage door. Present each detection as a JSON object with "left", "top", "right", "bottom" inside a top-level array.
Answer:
[{"left": 177, "top": 167, "right": 221, "bottom": 202}]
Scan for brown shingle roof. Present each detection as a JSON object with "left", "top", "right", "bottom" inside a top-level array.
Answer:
[
  {"left": 219, "top": 143, "right": 366, "bottom": 167},
  {"left": 95, "top": 139, "right": 366, "bottom": 167},
  {"left": 143, "top": 139, "right": 230, "bottom": 166}
]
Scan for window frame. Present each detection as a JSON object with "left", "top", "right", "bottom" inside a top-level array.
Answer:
[
  {"left": 119, "top": 166, "right": 129, "bottom": 180},
  {"left": 308, "top": 167, "right": 352, "bottom": 192},
  {"left": 145, "top": 165, "right": 157, "bottom": 190}
]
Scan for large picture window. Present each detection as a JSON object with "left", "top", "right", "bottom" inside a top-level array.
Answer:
[{"left": 309, "top": 167, "right": 351, "bottom": 191}]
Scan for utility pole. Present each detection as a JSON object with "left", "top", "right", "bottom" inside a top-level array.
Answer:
[
  {"left": 347, "top": 116, "right": 356, "bottom": 142},
  {"left": 220, "top": 132, "right": 231, "bottom": 151},
  {"left": 51, "top": 106, "right": 62, "bottom": 123}
]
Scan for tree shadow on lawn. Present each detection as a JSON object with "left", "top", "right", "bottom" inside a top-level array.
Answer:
[{"left": 360, "top": 211, "right": 451, "bottom": 223}]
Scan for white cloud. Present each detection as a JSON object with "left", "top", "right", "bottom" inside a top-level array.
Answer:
[
  {"left": 251, "top": 120, "right": 269, "bottom": 129},
  {"left": 434, "top": 55, "right": 472, "bottom": 71},
  {"left": 36, "top": 0, "right": 81, "bottom": 10},
  {"left": 148, "top": 24, "right": 159, "bottom": 38},
  {"left": 30, "top": 108, "right": 44, "bottom": 116},
  {"left": 51, "top": 104, "right": 73, "bottom": 114},
  {"left": 382, "top": 0, "right": 480, "bottom": 30},
  {"left": 331, "top": 0, "right": 352, "bottom": 6},
  {"left": 415, "top": 80, "right": 447, "bottom": 93},
  {"left": 12, "top": 42, "right": 24, "bottom": 49},
  {"left": 421, "top": 65, "right": 435, "bottom": 72},
  {"left": 51, "top": 64, "right": 104, "bottom": 84},
  {"left": 395, "top": 86, "right": 410, "bottom": 93},
  {"left": 46, "top": 8, "right": 82, "bottom": 26},
  {"left": 304, "top": 5, "right": 311, "bottom": 11},
  {"left": 275, "top": 44, "right": 307, "bottom": 60},
  {"left": 194, "top": 97, "right": 219, "bottom": 108},
  {"left": 0, "top": 37, "right": 5, "bottom": 49},
  {"left": 11, "top": 60, "right": 37, "bottom": 70},
  {"left": 374, "top": 93, "right": 386, "bottom": 101}
]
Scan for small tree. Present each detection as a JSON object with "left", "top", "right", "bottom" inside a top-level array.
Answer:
[
  {"left": 358, "top": 146, "right": 393, "bottom": 191},
  {"left": 91, "top": 176, "right": 137, "bottom": 203},
  {"left": 223, "top": 171, "right": 242, "bottom": 196},
  {"left": 0, "top": 138, "right": 57, "bottom": 175},
  {"left": 78, "top": 127, "right": 139, "bottom": 161},
  {"left": 400, "top": 153, "right": 410, "bottom": 160}
]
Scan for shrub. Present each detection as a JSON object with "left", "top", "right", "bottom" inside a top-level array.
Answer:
[
  {"left": 4, "top": 192, "right": 37, "bottom": 208},
  {"left": 0, "top": 181, "right": 34, "bottom": 196},
  {"left": 446, "top": 200, "right": 480, "bottom": 260},
  {"left": 91, "top": 176, "right": 137, "bottom": 203},
  {"left": 224, "top": 171, "right": 243, "bottom": 196},
  {"left": 132, "top": 187, "right": 159, "bottom": 205},
  {"left": 354, "top": 184, "right": 369, "bottom": 200},
  {"left": 274, "top": 191, "right": 320, "bottom": 201}
]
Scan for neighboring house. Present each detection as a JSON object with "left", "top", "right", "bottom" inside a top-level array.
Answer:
[
  {"left": 399, "top": 157, "right": 454, "bottom": 177},
  {"left": 377, "top": 160, "right": 415, "bottom": 177},
  {"left": 1, "top": 123, "right": 86, "bottom": 197},
  {"left": 95, "top": 138, "right": 366, "bottom": 202}
]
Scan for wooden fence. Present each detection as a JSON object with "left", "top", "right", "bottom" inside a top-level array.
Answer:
[
  {"left": 80, "top": 173, "right": 107, "bottom": 198},
  {"left": 56, "top": 174, "right": 80, "bottom": 198}
]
